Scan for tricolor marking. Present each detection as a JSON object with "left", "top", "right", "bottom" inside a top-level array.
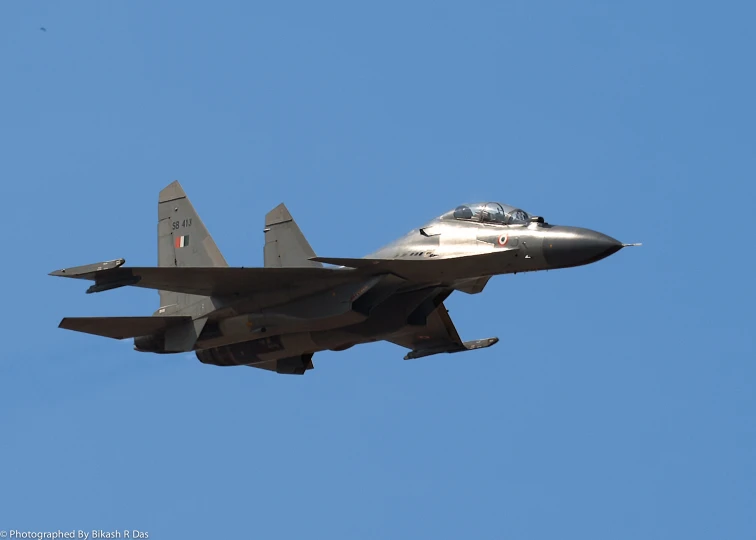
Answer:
[{"left": 175, "top": 235, "right": 190, "bottom": 248}]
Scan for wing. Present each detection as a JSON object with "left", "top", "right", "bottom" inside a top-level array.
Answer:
[
  {"left": 49, "top": 259, "right": 358, "bottom": 297},
  {"left": 388, "top": 303, "right": 499, "bottom": 360}
]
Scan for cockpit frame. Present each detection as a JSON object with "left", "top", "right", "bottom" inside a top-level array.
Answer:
[{"left": 446, "top": 202, "right": 531, "bottom": 226}]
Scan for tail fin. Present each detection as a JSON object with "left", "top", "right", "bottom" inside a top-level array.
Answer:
[
  {"left": 264, "top": 203, "right": 323, "bottom": 268},
  {"left": 158, "top": 180, "right": 227, "bottom": 308}
]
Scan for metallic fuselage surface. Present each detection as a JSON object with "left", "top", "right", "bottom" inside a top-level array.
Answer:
[{"left": 52, "top": 185, "right": 637, "bottom": 375}]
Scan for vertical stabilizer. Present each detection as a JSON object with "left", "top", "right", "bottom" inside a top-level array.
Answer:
[
  {"left": 264, "top": 203, "right": 323, "bottom": 268},
  {"left": 158, "top": 180, "right": 227, "bottom": 308}
]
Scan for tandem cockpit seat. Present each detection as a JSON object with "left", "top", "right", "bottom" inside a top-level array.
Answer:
[{"left": 444, "top": 202, "right": 531, "bottom": 225}]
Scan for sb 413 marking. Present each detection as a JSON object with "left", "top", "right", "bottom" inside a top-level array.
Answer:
[{"left": 171, "top": 218, "right": 193, "bottom": 230}]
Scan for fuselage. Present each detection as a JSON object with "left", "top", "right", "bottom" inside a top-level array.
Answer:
[
  {"left": 54, "top": 185, "right": 634, "bottom": 376},
  {"left": 148, "top": 203, "right": 625, "bottom": 367}
]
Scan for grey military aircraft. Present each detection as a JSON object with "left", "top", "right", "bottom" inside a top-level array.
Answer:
[{"left": 51, "top": 181, "right": 638, "bottom": 375}]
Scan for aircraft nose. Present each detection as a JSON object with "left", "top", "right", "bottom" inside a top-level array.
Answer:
[{"left": 543, "top": 227, "right": 623, "bottom": 269}]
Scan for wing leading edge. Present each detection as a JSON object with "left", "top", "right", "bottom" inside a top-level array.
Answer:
[{"left": 310, "top": 250, "right": 518, "bottom": 282}]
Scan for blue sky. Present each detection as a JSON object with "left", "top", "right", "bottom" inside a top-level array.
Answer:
[{"left": 1, "top": 1, "right": 754, "bottom": 538}]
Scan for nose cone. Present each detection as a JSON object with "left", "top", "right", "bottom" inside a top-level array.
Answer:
[{"left": 543, "top": 227, "right": 623, "bottom": 269}]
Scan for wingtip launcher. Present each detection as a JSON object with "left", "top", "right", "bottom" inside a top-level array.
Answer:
[
  {"left": 49, "top": 258, "right": 126, "bottom": 277},
  {"left": 48, "top": 258, "right": 140, "bottom": 294}
]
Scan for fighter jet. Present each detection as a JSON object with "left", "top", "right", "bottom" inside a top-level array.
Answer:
[{"left": 50, "top": 181, "right": 638, "bottom": 375}]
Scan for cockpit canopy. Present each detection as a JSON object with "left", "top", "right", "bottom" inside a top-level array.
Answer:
[{"left": 441, "top": 202, "right": 531, "bottom": 225}]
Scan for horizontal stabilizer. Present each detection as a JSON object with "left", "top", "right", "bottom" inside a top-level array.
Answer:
[
  {"left": 404, "top": 337, "right": 499, "bottom": 360},
  {"left": 388, "top": 301, "right": 499, "bottom": 360},
  {"left": 59, "top": 316, "right": 192, "bottom": 340}
]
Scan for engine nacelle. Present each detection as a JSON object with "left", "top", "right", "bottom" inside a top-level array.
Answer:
[
  {"left": 133, "top": 334, "right": 165, "bottom": 353},
  {"left": 195, "top": 340, "right": 314, "bottom": 374}
]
